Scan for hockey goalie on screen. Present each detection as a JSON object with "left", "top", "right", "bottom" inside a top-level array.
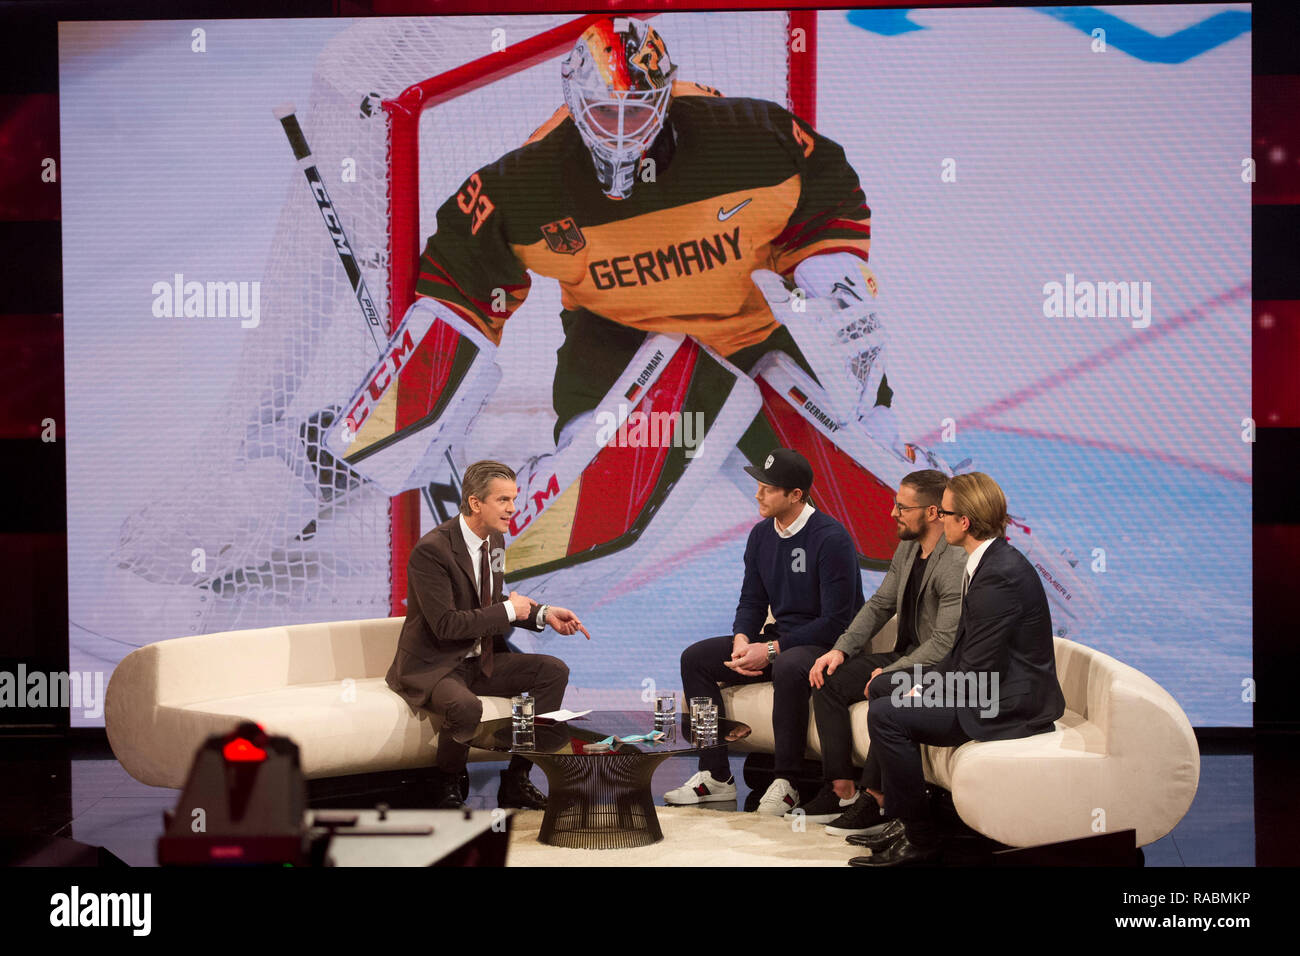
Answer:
[{"left": 326, "top": 16, "right": 1096, "bottom": 633}]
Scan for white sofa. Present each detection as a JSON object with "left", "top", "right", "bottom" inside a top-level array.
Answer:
[
  {"left": 722, "top": 629, "right": 1200, "bottom": 848},
  {"left": 105, "top": 617, "right": 510, "bottom": 789},
  {"left": 106, "top": 616, "right": 1199, "bottom": 849}
]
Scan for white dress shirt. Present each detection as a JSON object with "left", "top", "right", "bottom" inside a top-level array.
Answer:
[
  {"left": 775, "top": 502, "right": 816, "bottom": 538},
  {"left": 458, "top": 514, "right": 515, "bottom": 658},
  {"left": 963, "top": 536, "right": 996, "bottom": 595}
]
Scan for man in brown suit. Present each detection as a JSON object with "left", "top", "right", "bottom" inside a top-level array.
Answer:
[{"left": 387, "top": 459, "right": 590, "bottom": 810}]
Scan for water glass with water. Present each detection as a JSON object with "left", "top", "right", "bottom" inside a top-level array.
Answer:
[
  {"left": 692, "top": 702, "right": 718, "bottom": 746},
  {"left": 689, "top": 696, "right": 711, "bottom": 738},
  {"left": 511, "top": 694, "right": 535, "bottom": 750}
]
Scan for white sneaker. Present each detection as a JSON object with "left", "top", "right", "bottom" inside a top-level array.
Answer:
[
  {"left": 756, "top": 778, "right": 801, "bottom": 815},
  {"left": 663, "top": 771, "right": 737, "bottom": 805}
]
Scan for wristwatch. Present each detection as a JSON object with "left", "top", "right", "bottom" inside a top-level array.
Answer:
[
  {"left": 766, "top": 641, "right": 777, "bottom": 662},
  {"left": 536, "top": 604, "right": 550, "bottom": 628}
]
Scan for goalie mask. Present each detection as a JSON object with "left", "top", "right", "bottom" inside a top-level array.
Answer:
[{"left": 562, "top": 17, "right": 676, "bottom": 200}]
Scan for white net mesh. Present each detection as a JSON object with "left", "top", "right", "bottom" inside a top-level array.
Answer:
[{"left": 110, "top": 13, "right": 794, "bottom": 636}]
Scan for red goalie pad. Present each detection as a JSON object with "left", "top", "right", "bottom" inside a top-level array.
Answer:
[{"left": 504, "top": 336, "right": 760, "bottom": 585}]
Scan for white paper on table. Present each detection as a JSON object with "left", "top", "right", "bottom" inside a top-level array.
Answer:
[{"left": 539, "top": 708, "right": 592, "bottom": 721}]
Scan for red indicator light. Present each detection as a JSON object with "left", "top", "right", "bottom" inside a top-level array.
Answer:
[{"left": 222, "top": 737, "right": 267, "bottom": 762}]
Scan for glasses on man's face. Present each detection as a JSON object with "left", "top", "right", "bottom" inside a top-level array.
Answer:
[
  {"left": 936, "top": 508, "right": 960, "bottom": 519},
  {"left": 892, "top": 501, "right": 927, "bottom": 515}
]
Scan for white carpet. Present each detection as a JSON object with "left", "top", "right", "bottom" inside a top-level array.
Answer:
[{"left": 506, "top": 806, "right": 861, "bottom": 866}]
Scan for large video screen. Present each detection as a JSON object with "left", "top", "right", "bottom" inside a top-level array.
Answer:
[{"left": 62, "top": 6, "right": 1251, "bottom": 727}]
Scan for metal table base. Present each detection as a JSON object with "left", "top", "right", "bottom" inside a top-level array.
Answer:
[{"left": 521, "top": 750, "right": 674, "bottom": 850}]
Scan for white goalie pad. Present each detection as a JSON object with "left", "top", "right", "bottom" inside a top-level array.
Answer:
[
  {"left": 751, "top": 350, "right": 938, "bottom": 490},
  {"left": 325, "top": 297, "right": 502, "bottom": 494},
  {"left": 502, "top": 333, "right": 761, "bottom": 605},
  {"left": 753, "top": 351, "right": 1099, "bottom": 634}
]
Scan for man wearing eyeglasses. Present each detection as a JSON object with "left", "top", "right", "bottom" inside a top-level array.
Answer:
[
  {"left": 851, "top": 471, "right": 1065, "bottom": 866},
  {"left": 802, "top": 469, "right": 966, "bottom": 833}
]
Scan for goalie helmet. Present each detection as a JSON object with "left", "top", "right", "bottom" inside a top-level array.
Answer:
[{"left": 561, "top": 16, "right": 676, "bottom": 200}]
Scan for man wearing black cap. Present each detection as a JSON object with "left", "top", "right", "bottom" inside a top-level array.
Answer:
[{"left": 663, "top": 448, "right": 865, "bottom": 814}]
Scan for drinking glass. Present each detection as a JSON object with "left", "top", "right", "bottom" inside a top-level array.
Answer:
[{"left": 511, "top": 694, "right": 535, "bottom": 750}]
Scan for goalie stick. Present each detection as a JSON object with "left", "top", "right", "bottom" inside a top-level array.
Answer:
[
  {"left": 203, "top": 109, "right": 502, "bottom": 599},
  {"left": 274, "top": 103, "right": 385, "bottom": 355},
  {"left": 201, "top": 106, "right": 511, "bottom": 597},
  {"left": 193, "top": 107, "right": 394, "bottom": 601}
]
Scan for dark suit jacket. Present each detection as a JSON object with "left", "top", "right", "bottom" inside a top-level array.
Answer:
[
  {"left": 386, "top": 516, "right": 544, "bottom": 710},
  {"left": 937, "top": 536, "right": 1066, "bottom": 741}
]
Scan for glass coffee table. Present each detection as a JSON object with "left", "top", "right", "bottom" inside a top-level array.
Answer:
[{"left": 471, "top": 709, "right": 751, "bottom": 849}]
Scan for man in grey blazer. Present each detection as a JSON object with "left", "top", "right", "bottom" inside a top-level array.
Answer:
[{"left": 801, "top": 469, "right": 965, "bottom": 831}]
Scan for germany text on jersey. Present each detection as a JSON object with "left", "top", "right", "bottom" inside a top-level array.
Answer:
[{"left": 416, "top": 83, "right": 872, "bottom": 358}]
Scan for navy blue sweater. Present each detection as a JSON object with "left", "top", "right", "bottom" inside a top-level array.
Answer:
[{"left": 731, "top": 509, "right": 865, "bottom": 649}]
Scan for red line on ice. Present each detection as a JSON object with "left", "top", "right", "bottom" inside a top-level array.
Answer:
[{"left": 920, "top": 282, "right": 1251, "bottom": 443}]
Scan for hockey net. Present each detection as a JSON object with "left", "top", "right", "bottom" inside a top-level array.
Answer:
[{"left": 110, "top": 12, "right": 812, "bottom": 638}]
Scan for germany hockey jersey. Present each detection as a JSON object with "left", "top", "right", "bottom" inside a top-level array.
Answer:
[{"left": 415, "top": 82, "right": 873, "bottom": 358}]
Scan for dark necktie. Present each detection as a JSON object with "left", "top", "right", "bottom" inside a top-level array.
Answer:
[{"left": 479, "top": 541, "right": 494, "bottom": 677}]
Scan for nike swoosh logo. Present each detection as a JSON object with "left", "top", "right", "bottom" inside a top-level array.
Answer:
[{"left": 717, "top": 198, "right": 752, "bottom": 221}]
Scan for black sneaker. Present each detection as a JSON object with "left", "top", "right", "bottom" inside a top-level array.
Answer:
[
  {"left": 825, "top": 792, "right": 888, "bottom": 836},
  {"left": 497, "top": 770, "right": 547, "bottom": 810},
  {"left": 788, "top": 783, "right": 858, "bottom": 823}
]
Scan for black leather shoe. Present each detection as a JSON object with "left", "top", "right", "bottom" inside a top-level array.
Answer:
[
  {"left": 497, "top": 770, "right": 547, "bottom": 810},
  {"left": 848, "top": 831, "right": 941, "bottom": 867},
  {"left": 429, "top": 772, "right": 467, "bottom": 810},
  {"left": 845, "top": 817, "right": 904, "bottom": 850}
]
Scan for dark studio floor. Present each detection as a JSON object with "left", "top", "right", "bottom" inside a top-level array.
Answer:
[{"left": 1, "top": 732, "right": 1290, "bottom": 867}]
